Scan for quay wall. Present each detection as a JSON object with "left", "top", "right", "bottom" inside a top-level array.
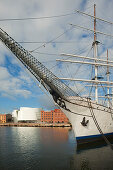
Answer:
[{"left": 0, "top": 122, "right": 72, "bottom": 127}]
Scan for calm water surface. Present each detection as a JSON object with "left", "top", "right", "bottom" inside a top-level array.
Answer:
[{"left": 0, "top": 127, "right": 113, "bottom": 170}]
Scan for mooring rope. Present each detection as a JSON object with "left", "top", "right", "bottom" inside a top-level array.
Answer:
[{"left": 87, "top": 98, "right": 113, "bottom": 150}]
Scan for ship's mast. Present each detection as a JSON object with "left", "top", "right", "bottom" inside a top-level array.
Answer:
[
  {"left": 93, "top": 4, "right": 98, "bottom": 103},
  {"left": 107, "top": 49, "right": 110, "bottom": 107}
]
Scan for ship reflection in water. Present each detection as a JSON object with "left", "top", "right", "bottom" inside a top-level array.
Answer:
[{"left": 0, "top": 127, "right": 113, "bottom": 170}]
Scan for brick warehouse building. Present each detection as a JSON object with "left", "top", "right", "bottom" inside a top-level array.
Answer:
[
  {"left": 41, "top": 109, "right": 69, "bottom": 123},
  {"left": 0, "top": 114, "right": 12, "bottom": 123},
  {"left": 0, "top": 114, "right": 6, "bottom": 123}
]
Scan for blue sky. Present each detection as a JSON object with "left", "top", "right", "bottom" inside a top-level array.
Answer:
[{"left": 0, "top": 0, "right": 113, "bottom": 113}]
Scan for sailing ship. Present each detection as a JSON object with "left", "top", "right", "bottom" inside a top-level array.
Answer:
[{"left": 0, "top": 4, "right": 113, "bottom": 148}]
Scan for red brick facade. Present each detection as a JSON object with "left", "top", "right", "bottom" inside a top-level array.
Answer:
[
  {"left": 41, "top": 109, "right": 69, "bottom": 123},
  {"left": 0, "top": 114, "right": 6, "bottom": 123},
  {"left": 0, "top": 114, "right": 12, "bottom": 123}
]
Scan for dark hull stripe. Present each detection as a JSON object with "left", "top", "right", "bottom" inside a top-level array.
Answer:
[{"left": 76, "top": 132, "right": 113, "bottom": 145}]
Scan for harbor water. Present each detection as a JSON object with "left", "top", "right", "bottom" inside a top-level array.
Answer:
[{"left": 0, "top": 127, "right": 113, "bottom": 170}]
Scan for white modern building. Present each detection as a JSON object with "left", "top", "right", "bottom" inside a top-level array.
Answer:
[
  {"left": 12, "top": 110, "right": 18, "bottom": 123},
  {"left": 12, "top": 107, "right": 42, "bottom": 123}
]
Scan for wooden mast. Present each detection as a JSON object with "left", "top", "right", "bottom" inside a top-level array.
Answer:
[
  {"left": 94, "top": 4, "right": 98, "bottom": 102},
  {"left": 107, "top": 49, "right": 110, "bottom": 107}
]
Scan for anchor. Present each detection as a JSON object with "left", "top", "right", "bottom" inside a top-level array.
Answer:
[{"left": 81, "top": 117, "right": 89, "bottom": 126}]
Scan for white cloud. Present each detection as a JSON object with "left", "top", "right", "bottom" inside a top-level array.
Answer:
[{"left": 0, "top": 66, "right": 31, "bottom": 99}]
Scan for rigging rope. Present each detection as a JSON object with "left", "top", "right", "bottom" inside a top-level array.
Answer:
[
  {"left": 87, "top": 98, "right": 113, "bottom": 150},
  {"left": 100, "top": 83, "right": 113, "bottom": 120},
  {"left": 0, "top": 12, "right": 75, "bottom": 22},
  {"left": 29, "top": 26, "right": 75, "bottom": 52}
]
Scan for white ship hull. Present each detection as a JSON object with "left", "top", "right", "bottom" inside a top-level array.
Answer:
[{"left": 59, "top": 97, "right": 113, "bottom": 144}]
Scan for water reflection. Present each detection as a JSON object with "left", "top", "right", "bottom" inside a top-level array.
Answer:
[
  {"left": 72, "top": 145, "right": 113, "bottom": 170},
  {"left": 40, "top": 127, "right": 69, "bottom": 143},
  {"left": 0, "top": 127, "right": 75, "bottom": 170},
  {"left": 11, "top": 127, "right": 41, "bottom": 153},
  {"left": 0, "top": 127, "right": 113, "bottom": 170},
  {"left": 0, "top": 127, "right": 42, "bottom": 170}
]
